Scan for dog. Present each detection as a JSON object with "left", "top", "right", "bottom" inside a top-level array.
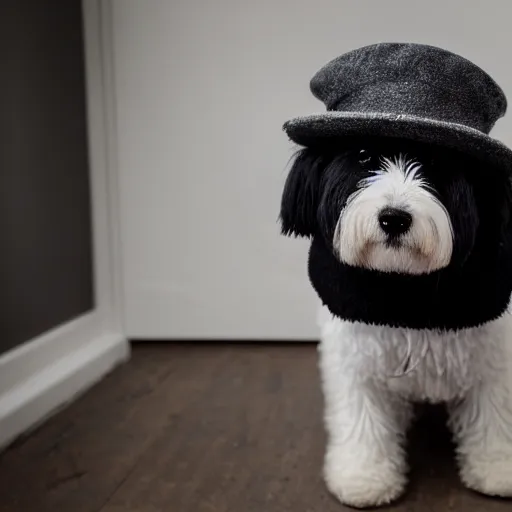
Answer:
[{"left": 280, "top": 136, "right": 512, "bottom": 508}]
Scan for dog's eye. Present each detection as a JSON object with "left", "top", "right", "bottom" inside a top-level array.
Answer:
[{"left": 358, "top": 149, "right": 374, "bottom": 167}]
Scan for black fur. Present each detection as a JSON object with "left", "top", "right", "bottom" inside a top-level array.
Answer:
[
  {"left": 279, "top": 137, "right": 512, "bottom": 330},
  {"left": 280, "top": 150, "right": 325, "bottom": 237}
]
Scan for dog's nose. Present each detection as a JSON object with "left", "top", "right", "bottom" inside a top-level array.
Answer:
[{"left": 378, "top": 208, "right": 412, "bottom": 237}]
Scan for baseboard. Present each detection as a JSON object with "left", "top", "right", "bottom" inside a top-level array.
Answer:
[{"left": 0, "top": 331, "right": 129, "bottom": 451}]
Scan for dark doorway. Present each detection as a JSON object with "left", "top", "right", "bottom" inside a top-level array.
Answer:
[{"left": 0, "top": 0, "right": 94, "bottom": 354}]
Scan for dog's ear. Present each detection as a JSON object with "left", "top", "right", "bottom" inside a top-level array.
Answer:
[
  {"left": 442, "top": 170, "right": 479, "bottom": 265},
  {"left": 279, "top": 148, "right": 325, "bottom": 238}
]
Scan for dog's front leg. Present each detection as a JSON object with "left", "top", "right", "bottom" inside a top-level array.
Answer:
[
  {"left": 319, "top": 338, "right": 411, "bottom": 508},
  {"left": 449, "top": 370, "right": 512, "bottom": 497}
]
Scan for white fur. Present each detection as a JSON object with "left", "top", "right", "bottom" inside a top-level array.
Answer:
[
  {"left": 317, "top": 306, "right": 512, "bottom": 508},
  {"left": 334, "top": 155, "right": 453, "bottom": 274}
]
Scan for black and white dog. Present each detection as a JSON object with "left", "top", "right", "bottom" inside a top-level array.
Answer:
[{"left": 280, "top": 137, "right": 512, "bottom": 507}]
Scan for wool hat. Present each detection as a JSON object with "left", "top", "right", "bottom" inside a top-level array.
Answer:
[{"left": 284, "top": 42, "right": 512, "bottom": 172}]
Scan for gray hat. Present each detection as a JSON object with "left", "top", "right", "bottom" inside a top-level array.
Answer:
[{"left": 284, "top": 43, "right": 512, "bottom": 172}]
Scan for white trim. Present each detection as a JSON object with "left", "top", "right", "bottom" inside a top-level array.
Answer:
[
  {"left": 0, "top": 332, "right": 128, "bottom": 449},
  {"left": 0, "top": 0, "right": 128, "bottom": 451},
  {"left": 0, "top": 312, "right": 104, "bottom": 392},
  {"left": 85, "top": 0, "right": 125, "bottom": 333}
]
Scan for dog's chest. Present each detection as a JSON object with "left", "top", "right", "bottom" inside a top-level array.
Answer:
[
  {"left": 319, "top": 310, "right": 505, "bottom": 403},
  {"left": 384, "top": 329, "right": 482, "bottom": 402}
]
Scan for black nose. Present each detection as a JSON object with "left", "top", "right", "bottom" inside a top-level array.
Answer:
[{"left": 378, "top": 208, "right": 412, "bottom": 237}]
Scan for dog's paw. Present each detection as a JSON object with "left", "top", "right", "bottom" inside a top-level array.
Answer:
[
  {"left": 460, "top": 453, "right": 512, "bottom": 497},
  {"left": 324, "top": 448, "right": 406, "bottom": 508}
]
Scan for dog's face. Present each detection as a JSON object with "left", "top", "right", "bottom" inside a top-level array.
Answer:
[
  {"left": 280, "top": 138, "right": 487, "bottom": 275},
  {"left": 331, "top": 150, "right": 454, "bottom": 274}
]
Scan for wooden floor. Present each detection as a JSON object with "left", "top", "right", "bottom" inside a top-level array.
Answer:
[{"left": 0, "top": 343, "right": 511, "bottom": 512}]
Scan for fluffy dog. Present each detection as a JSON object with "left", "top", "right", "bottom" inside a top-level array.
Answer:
[{"left": 280, "top": 137, "right": 512, "bottom": 508}]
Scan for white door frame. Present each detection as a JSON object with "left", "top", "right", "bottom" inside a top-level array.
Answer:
[{"left": 0, "top": 0, "right": 128, "bottom": 450}]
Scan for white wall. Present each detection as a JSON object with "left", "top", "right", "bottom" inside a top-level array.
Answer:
[{"left": 112, "top": 0, "right": 512, "bottom": 340}]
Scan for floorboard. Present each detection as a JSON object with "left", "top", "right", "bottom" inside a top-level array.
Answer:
[{"left": 0, "top": 343, "right": 510, "bottom": 511}]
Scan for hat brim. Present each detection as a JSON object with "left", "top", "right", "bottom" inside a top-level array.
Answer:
[{"left": 283, "top": 111, "right": 512, "bottom": 173}]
